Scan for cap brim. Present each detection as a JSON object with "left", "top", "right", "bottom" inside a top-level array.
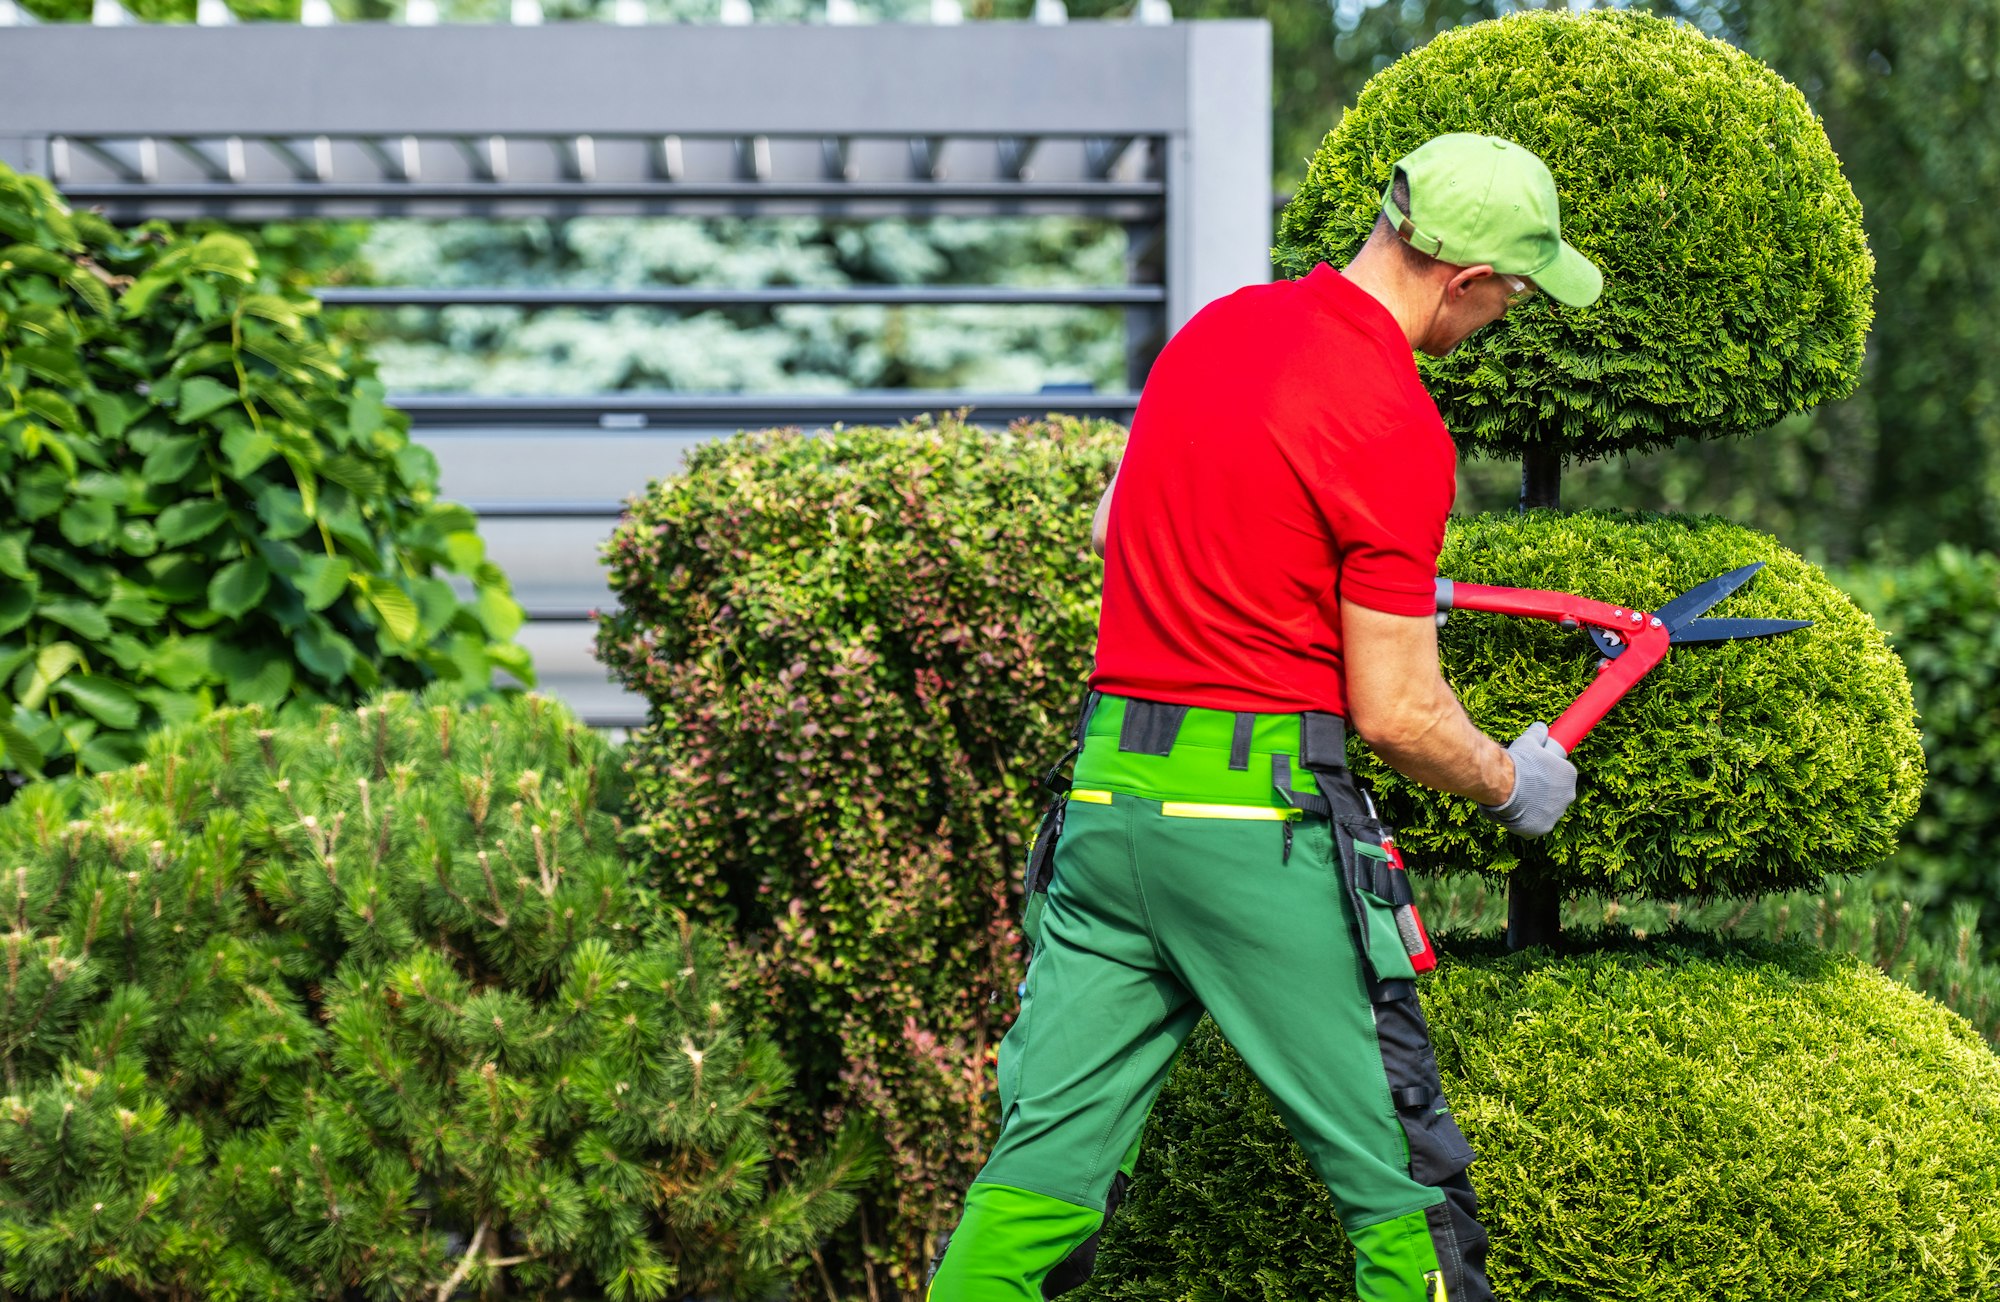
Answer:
[{"left": 1532, "top": 239, "right": 1603, "bottom": 308}]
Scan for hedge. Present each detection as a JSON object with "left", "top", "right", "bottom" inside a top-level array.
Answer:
[
  {"left": 1365, "top": 509, "right": 1925, "bottom": 900},
  {"left": 0, "top": 691, "right": 865, "bottom": 1300},
  {"left": 0, "top": 164, "right": 529, "bottom": 786},
  {"left": 1837, "top": 547, "right": 2000, "bottom": 943},
  {"left": 1078, "top": 938, "right": 2000, "bottom": 1302},
  {"left": 598, "top": 416, "right": 1122, "bottom": 1293},
  {"left": 1276, "top": 9, "right": 1874, "bottom": 465}
]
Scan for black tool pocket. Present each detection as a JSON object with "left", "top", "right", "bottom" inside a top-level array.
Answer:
[
  {"left": 1021, "top": 796, "right": 1065, "bottom": 953},
  {"left": 1335, "top": 816, "right": 1420, "bottom": 984}
]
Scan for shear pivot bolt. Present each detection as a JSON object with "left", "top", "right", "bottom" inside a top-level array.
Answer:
[{"left": 1650, "top": 616, "right": 1663, "bottom": 628}]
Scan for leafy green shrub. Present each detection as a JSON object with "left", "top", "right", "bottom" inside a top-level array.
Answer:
[
  {"left": 598, "top": 416, "right": 1122, "bottom": 1293},
  {"left": 0, "top": 164, "right": 530, "bottom": 784},
  {"left": 1078, "top": 939, "right": 2000, "bottom": 1302},
  {"left": 0, "top": 690, "right": 864, "bottom": 1300},
  {"left": 1360, "top": 509, "right": 1923, "bottom": 900},
  {"left": 1276, "top": 8, "right": 1874, "bottom": 464},
  {"left": 1835, "top": 548, "right": 2000, "bottom": 939}
]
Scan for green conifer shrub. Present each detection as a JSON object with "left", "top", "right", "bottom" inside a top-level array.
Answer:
[
  {"left": 0, "top": 690, "right": 865, "bottom": 1300},
  {"left": 1837, "top": 547, "right": 2000, "bottom": 944},
  {"left": 598, "top": 416, "right": 1122, "bottom": 1293},
  {"left": 1075, "top": 940, "right": 2000, "bottom": 1302},
  {"left": 0, "top": 164, "right": 530, "bottom": 786},
  {"left": 1358, "top": 509, "right": 1925, "bottom": 899},
  {"left": 1275, "top": 7, "right": 1874, "bottom": 465}
]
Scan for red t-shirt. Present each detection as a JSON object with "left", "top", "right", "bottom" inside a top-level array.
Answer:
[{"left": 1090, "top": 263, "right": 1458, "bottom": 717}]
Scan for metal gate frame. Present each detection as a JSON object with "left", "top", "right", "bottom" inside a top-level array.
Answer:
[{"left": 0, "top": 22, "right": 1272, "bottom": 723}]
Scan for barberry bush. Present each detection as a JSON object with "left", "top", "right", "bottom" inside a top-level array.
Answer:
[
  {"left": 598, "top": 416, "right": 1121, "bottom": 1293},
  {"left": 0, "top": 689, "right": 865, "bottom": 1300}
]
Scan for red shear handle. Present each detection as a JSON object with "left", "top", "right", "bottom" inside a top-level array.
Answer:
[
  {"left": 1438, "top": 578, "right": 1673, "bottom": 751},
  {"left": 1548, "top": 626, "right": 1670, "bottom": 752}
]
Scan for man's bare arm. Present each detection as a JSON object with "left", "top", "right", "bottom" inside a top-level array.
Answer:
[
  {"left": 1091, "top": 473, "right": 1117, "bottom": 558},
  {"left": 1340, "top": 597, "right": 1514, "bottom": 804}
]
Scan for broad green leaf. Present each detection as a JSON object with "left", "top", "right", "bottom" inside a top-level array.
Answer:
[
  {"left": 188, "top": 232, "right": 257, "bottom": 282},
  {"left": 0, "top": 645, "right": 31, "bottom": 685},
  {"left": 186, "top": 277, "right": 223, "bottom": 323},
  {"left": 238, "top": 293, "right": 310, "bottom": 334},
  {"left": 488, "top": 641, "right": 536, "bottom": 687},
  {"left": 119, "top": 269, "right": 179, "bottom": 317},
  {"left": 56, "top": 497, "right": 117, "bottom": 547},
  {"left": 103, "top": 583, "right": 165, "bottom": 627},
  {"left": 176, "top": 376, "right": 240, "bottom": 425},
  {"left": 39, "top": 599, "right": 110, "bottom": 640},
  {"left": 60, "top": 264, "right": 113, "bottom": 318},
  {"left": 55, "top": 674, "right": 140, "bottom": 729},
  {"left": 221, "top": 423, "right": 277, "bottom": 477},
  {"left": 320, "top": 454, "right": 387, "bottom": 500},
  {"left": 293, "top": 617, "right": 357, "bottom": 681},
  {"left": 155, "top": 499, "right": 231, "bottom": 546},
  {"left": 208, "top": 557, "right": 270, "bottom": 620},
  {"left": 348, "top": 377, "right": 387, "bottom": 446},
  {"left": 474, "top": 587, "right": 526, "bottom": 642},
  {"left": 16, "top": 642, "right": 81, "bottom": 710},
  {"left": 252, "top": 483, "right": 311, "bottom": 540},
  {"left": 145, "top": 553, "right": 208, "bottom": 603},
  {"left": 0, "top": 245, "right": 75, "bottom": 280},
  {"left": 13, "top": 465, "right": 70, "bottom": 521},
  {"left": 0, "top": 714, "right": 44, "bottom": 776},
  {"left": 412, "top": 578, "right": 460, "bottom": 640},
  {"left": 85, "top": 393, "right": 142, "bottom": 441},
  {"left": 0, "top": 533, "right": 29, "bottom": 581},
  {"left": 22, "top": 390, "right": 81, "bottom": 432},
  {"left": 144, "top": 635, "right": 215, "bottom": 690},
  {"left": 142, "top": 435, "right": 206, "bottom": 486},
  {"left": 20, "top": 425, "right": 78, "bottom": 477},
  {"left": 361, "top": 577, "right": 420, "bottom": 644},
  {"left": 167, "top": 341, "right": 237, "bottom": 379},
  {"left": 76, "top": 730, "right": 142, "bottom": 774},
  {"left": 225, "top": 655, "right": 291, "bottom": 708},
  {"left": 284, "top": 450, "right": 319, "bottom": 518},
  {"left": 11, "top": 345, "right": 86, "bottom": 389},
  {"left": 296, "top": 553, "right": 352, "bottom": 612},
  {"left": 31, "top": 545, "right": 115, "bottom": 598},
  {"left": 116, "top": 520, "right": 161, "bottom": 558},
  {"left": 137, "top": 685, "right": 203, "bottom": 729},
  {"left": 0, "top": 581, "right": 33, "bottom": 636},
  {"left": 95, "top": 633, "right": 149, "bottom": 672}
]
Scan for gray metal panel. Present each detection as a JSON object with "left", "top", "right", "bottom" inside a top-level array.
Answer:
[
  {"left": 392, "top": 391, "right": 1140, "bottom": 429},
  {"left": 0, "top": 25, "right": 1214, "bottom": 136},
  {"left": 0, "top": 136, "right": 40, "bottom": 173},
  {"left": 321, "top": 286, "right": 1165, "bottom": 308}
]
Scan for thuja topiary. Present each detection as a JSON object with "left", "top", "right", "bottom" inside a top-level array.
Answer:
[
  {"left": 0, "top": 690, "right": 865, "bottom": 1301},
  {"left": 1276, "top": 8, "right": 1874, "bottom": 471},
  {"left": 598, "top": 416, "right": 1122, "bottom": 1294},
  {"left": 0, "top": 164, "right": 529, "bottom": 786},
  {"left": 1077, "top": 938, "right": 2000, "bottom": 1302},
  {"left": 1356, "top": 510, "right": 1925, "bottom": 901}
]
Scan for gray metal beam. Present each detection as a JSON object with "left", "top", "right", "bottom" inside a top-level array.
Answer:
[
  {"left": 391, "top": 390, "right": 1140, "bottom": 429},
  {"left": 0, "top": 26, "right": 1207, "bottom": 137},
  {"left": 320, "top": 286, "right": 1164, "bottom": 308}
]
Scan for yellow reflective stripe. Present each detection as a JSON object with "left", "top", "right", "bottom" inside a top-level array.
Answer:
[
  {"left": 1159, "top": 801, "right": 1300, "bottom": 822},
  {"left": 1067, "top": 789, "right": 1115, "bottom": 805}
]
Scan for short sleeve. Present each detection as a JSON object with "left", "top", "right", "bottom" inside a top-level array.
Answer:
[{"left": 1332, "top": 421, "right": 1458, "bottom": 616}]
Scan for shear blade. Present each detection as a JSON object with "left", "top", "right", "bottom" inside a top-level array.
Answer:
[
  {"left": 1588, "top": 562, "right": 1811, "bottom": 659},
  {"left": 1669, "top": 616, "right": 1813, "bottom": 645}
]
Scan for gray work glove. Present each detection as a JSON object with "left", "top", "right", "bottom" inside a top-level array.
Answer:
[{"left": 1479, "top": 723, "right": 1577, "bottom": 838}]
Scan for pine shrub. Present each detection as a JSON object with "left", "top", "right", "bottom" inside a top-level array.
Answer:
[
  {"left": 1078, "top": 939, "right": 2000, "bottom": 1302},
  {"left": 1276, "top": 9, "right": 1874, "bottom": 464},
  {"left": 0, "top": 690, "right": 864, "bottom": 1300},
  {"left": 597, "top": 416, "right": 1122, "bottom": 1292},
  {"left": 0, "top": 164, "right": 530, "bottom": 786},
  {"left": 1360, "top": 510, "right": 1925, "bottom": 899}
]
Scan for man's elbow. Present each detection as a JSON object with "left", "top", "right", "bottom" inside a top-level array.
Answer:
[{"left": 1348, "top": 697, "right": 1445, "bottom": 756}]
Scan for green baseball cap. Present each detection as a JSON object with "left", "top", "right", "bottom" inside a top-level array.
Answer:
[{"left": 1381, "top": 133, "right": 1603, "bottom": 308}]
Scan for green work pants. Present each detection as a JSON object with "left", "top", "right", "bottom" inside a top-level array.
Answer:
[{"left": 928, "top": 698, "right": 1490, "bottom": 1302}]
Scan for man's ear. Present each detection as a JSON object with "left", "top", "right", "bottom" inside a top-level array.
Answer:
[{"left": 1446, "top": 264, "right": 1497, "bottom": 300}]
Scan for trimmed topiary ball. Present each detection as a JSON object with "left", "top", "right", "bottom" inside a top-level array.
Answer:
[
  {"left": 1352, "top": 510, "right": 1922, "bottom": 901},
  {"left": 1078, "top": 938, "right": 2000, "bottom": 1302},
  {"left": 1275, "top": 9, "right": 1874, "bottom": 463}
]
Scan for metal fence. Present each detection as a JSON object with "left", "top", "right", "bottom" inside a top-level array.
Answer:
[{"left": 0, "top": 21, "right": 1272, "bottom": 725}]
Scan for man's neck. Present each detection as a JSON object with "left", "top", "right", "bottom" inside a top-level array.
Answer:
[{"left": 1339, "top": 242, "right": 1429, "bottom": 352}]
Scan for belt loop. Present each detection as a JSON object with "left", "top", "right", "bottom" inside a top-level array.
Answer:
[
  {"left": 1228, "top": 712, "right": 1255, "bottom": 771},
  {"left": 1299, "top": 711, "right": 1348, "bottom": 773},
  {"left": 1118, "top": 699, "right": 1188, "bottom": 757}
]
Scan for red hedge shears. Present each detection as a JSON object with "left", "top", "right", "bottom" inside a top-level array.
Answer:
[
  {"left": 1366, "top": 563, "right": 1809, "bottom": 975},
  {"left": 1432, "top": 561, "right": 1813, "bottom": 753}
]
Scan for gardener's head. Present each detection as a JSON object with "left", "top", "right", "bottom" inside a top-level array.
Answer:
[{"left": 1349, "top": 133, "right": 1601, "bottom": 356}]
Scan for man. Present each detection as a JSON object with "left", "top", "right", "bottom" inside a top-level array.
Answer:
[{"left": 927, "top": 133, "right": 1601, "bottom": 1302}]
